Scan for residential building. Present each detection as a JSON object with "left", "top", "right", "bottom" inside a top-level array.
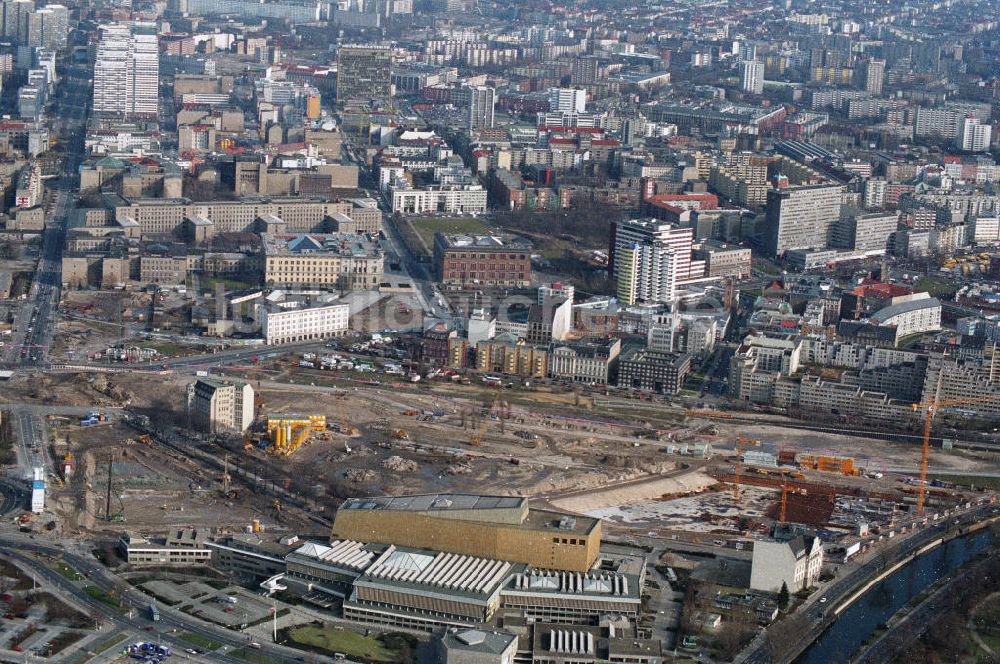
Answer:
[
  {"left": 610, "top": 219, "right": 696, "bottom": 282},
  {"left": 863, "top": 59, "right": 884, "bottom": 95},
  {"left": 610, "top": 219, "right": 696, "bottom": 305},
  {"left": 114, "top": 198, "right": 382, "bottom": 237},
  {"left": 14, "top": 163, "right": 41, "bottom": 208},
  {"left": 422, "top": 321, "right": 457, "bottom": 366},
  {"left": 615, "top": 240, "right": 678, "bottom": 306},
  {"left": 761, "top": 184, "right": 843, "bottom": 258},
  {"left": 693, "top": 241, "right": 752, "bottom": 279},
  {"left": 92, "top": 23, "right": 159, "bottom": 118},
  {"left": 525, "top": 297, "right": 573, "bottom": 344},
  {"left": 750, "top": 536, "right": 823, "bottom": 592},
  {"left": 647, "top": 313, "right": 721, "bottom": 356},
  {"left": 741, "top": 60, "right": 764, "bottom": 95},
  {"left": 868, "top": 293, "right": 942, "bottom": 343},
  {"left": 960, "top": 116, "right": 993, "bottom": 152},
  {"left": 465, "top": 85, "right": 496, "bottom": 131},
  {"left": 186, "top": 378, "right": 255, "bottom": 434},
  {"left": 390, "top": 182, "right": 488, "bottom": 215},
  {"left": 433, "top": 234, "right": 532, "bottom": 288},
  {"left": 2, "top": 0, "right": 32, "bottom": 42},
  {"left": 616, "top": 348, "right": 691, "bottom": 395},
  {"left": 476, "top": 334, "right": 549, "bottom": 378},
  {"left": 185, "top": 0, "right": 323, "bottom": 21},
  {"left": 833, "top": 210, "right": 898, "bottom": 253},
  {"left": 261, "top": 301, "right": 350, "bottom": 345},
  {"left": 336, "top": 45, "right": 393, "bottom": 107},
  {"left": 27, "top": 4, "right": 68, "bottom": 49},
  {"left": 548, "top": 87, "right": 587, "bottom": 114},
  {"left": 914, "top": 107, "right": 962, "bottom": 140},
  {"left": 972, "top": 215, "right": 1000, "bottom": 244}
]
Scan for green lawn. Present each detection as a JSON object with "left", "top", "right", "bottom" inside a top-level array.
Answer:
[
  {"left": 52, "top": 561, "right": 84, "bottom": 581},
  {"left": 202, "top": 276, "right": 258, "bottom": 292},
  {"left": 286, "top": 624, "right": 406, "bottom": 662},
  {"left": 926, "top": 473, "right": 1000, "bottom": 491},
  {"left": 82, "top": 585, "right": 128, "bottom": 612},
  {"left": 231, "top": 650, "right": 285, "bottom": 664},
  {"left": 179, "top": 632, "right": 223, "bottom": 651},
  {"left": 409, "top": 216, "right": 491, "bottom": 250},
  {"left": 65, "top": 633, "right": 128, "bottom": 664},
  {"left": 914, "top": 276, "right": 959, "bottom": 299}
]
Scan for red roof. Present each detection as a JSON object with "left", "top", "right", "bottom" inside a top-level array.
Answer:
[
  {"left": 647, "top": 192, "right": 719, "bottom": 210},
  {"left": 538, "top": 125, "right": 604, "bottom": 134},
  {"left": 851, "top": 282, "right": 912, "bottom": 298}
]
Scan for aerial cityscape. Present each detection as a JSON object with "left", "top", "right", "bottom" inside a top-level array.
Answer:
[{"left": 0, "top": 0, "right": 999, "bottom": 661}]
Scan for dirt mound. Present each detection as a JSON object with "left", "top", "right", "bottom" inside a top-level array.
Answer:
[{"left": 382, "top": 456, "right": 419, "bottom": 473}]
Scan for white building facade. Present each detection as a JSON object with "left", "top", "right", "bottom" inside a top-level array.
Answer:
[
  {"left": 261, "top": 303, "right": 350, "bottom": 345},
  {"left": 750, "top": 536, "right": 823, "bottom": 592}
]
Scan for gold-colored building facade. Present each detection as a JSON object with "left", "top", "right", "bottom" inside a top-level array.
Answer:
[{"left": 332, "top": 495, "right": 601, "bottom": 573}]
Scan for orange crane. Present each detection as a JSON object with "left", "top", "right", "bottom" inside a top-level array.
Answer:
[
  {"left": 779, "top": 476, "right": 808, "bottom": 523},
  {"left": 911, "top": 387, "right": 1000, "bottom": 514},
  {"left": 733, "top": 437, "right": 761, "bottom": 502}
]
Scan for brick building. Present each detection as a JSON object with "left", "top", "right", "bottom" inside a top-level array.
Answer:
[{"left": 433, "top": 234, "right": 532, "bottom": 289}]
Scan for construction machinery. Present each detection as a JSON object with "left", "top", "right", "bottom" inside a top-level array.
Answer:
[
  {"left": 266, "top": 415, "right": 326, "bottom": 457},
  {"left": 779, "top": 477, "right": 808, "bottom": 523},
  {"left": 797, "top": 454, "right": 858, "bottom": 476},
  {"left": 909, "top": 384, "right": 1000, "bottom": 514},
  {"left": 333, "top": 393, "right": 358, "bottom": 436},
  {"left": 392, "top": 429, "right": 409, "bottom": 440},
  {"left": 733, "top": 437, "right": 761, "bottom": 502},
  {"left": 470, "top": 388, "right": 505, "bottom": 446}
]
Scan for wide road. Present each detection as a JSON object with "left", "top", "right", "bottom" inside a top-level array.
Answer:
[
  {"left": 737, "top": 501, "right": 1000, "bottom": 664},
  {"left": 0, "top": 478, "right": 27, "bottom": 517},
  {"left": 4, "top": 63, "right": 90, "bottom": 369},
  {"left": 10, "top": 406, "right": 50, "bottom": 480}
]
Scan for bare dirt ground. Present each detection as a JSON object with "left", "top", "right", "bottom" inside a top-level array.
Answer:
[{"left": 7, "top": 362, "right": 999, "bottom": 541}]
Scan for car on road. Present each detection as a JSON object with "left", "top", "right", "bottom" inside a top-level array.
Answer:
[{"left": 819, "top": 596, "right": 827, "bottom": 603}]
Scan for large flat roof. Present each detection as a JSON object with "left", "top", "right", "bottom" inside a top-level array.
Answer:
[
  {"left": 341, "top": 493, "right": 526, "bottom": 513},
  {"left": 339, "top": 493, "right": 599, "bottom": 536}
]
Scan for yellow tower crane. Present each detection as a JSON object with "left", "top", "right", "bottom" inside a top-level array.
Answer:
[{"left": 470, "top": 387, "right": 504, "bottom": 447}]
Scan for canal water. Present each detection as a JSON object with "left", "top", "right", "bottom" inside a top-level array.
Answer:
[{"left": 796, "top": 529, "right": 994, "bottom": 664}]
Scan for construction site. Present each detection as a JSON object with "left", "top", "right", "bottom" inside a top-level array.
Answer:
[{"left": 0, "top": 349, "right": 986, "bottom": 555}]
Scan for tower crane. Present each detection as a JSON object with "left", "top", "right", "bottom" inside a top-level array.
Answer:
[
  {"left": 910, "top": 388, "right": 1000, "bottom": 514},
  {"left": 470, "top": 387, "right": 504, "bottom": 447}
]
